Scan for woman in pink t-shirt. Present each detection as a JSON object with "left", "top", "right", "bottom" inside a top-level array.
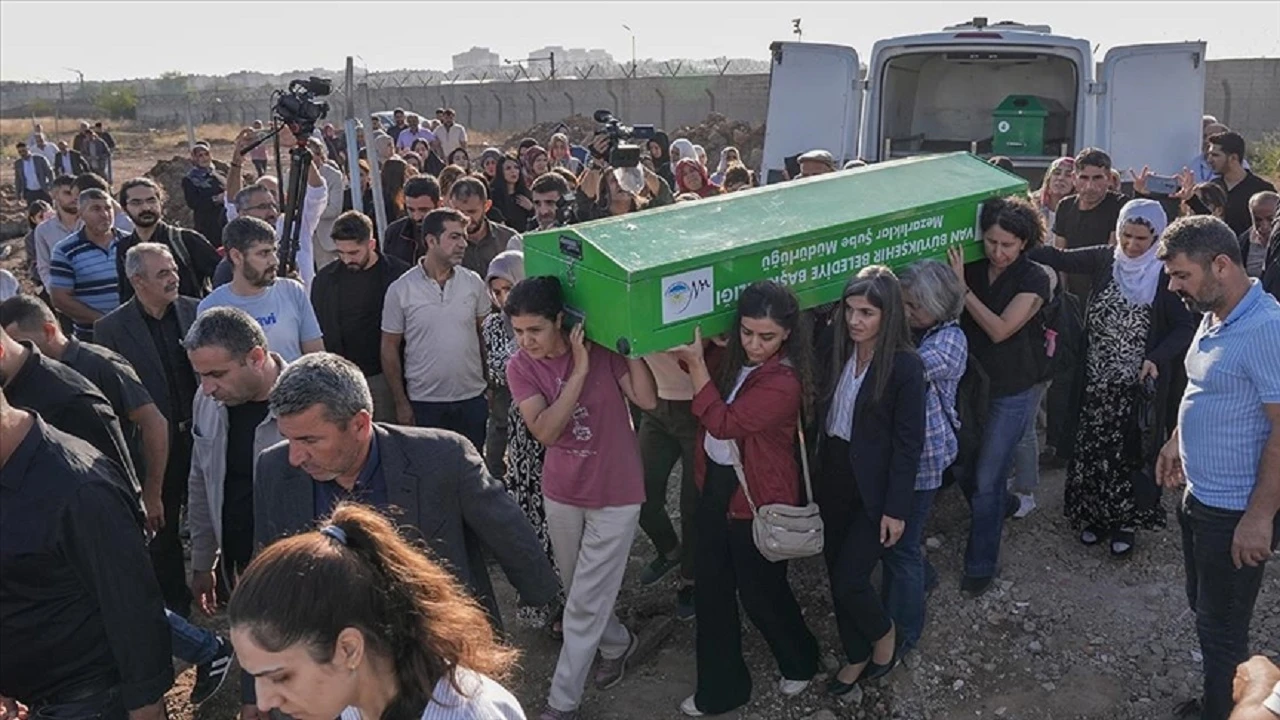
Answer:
[{"left": 503, "top": 276, "right": 657, "bottom": 720}]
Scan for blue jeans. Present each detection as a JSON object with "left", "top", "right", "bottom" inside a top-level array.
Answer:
[
  {"left": 411, "top": 394, "right": 488, "bottom": 455},
  {"left": 963, "top": 386, "right": 1039, "bottom": 579},
  {"left": 1179, "top": 493, "right": 1280, "bottom": 720},
  {"left": 1010, "top": 382, "right": 1047, "bottom": 494},
  {"left": 881, "top": 488, "right": 938, "bottom": 652},
  {"left": 167, "top": 608, "right": 219, "bottom": 666}
]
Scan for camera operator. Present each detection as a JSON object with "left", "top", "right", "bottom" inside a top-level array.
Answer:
[
  {"left": 578, "top": 137, "right": 675, "bottom": 222},
  {"left": 530, "top": 171, "right": 576, "bottom": 232},
  {"left": 223, "top": 127, "right": 328, "bottom": 290}
]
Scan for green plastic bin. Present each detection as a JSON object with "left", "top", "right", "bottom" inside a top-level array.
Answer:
[
  {"left": 523, "top": 152, "right": 1027, "bottom": 357},
  {"left": 992, "top": 95, "right": 1068, "bottom": 156}
]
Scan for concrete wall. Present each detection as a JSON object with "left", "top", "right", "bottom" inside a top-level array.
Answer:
[
  {"left": 118, "top": 58, "right": 1277, "bottom": 143},
  {"left": 1203, "top": 58, "right": 1279, "bottom": 144},
  {"left": 130, "top": 74, "right": 773, "bottom": 134}
]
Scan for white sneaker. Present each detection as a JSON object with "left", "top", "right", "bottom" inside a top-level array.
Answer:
[
  {"left": 1013, "top": 493, "right": 1037, "bottom": 519},
  {"left": 679, "top": 695, "right": 705, "bottom": 717},
  {"left": 779, "top": 678, "right": 810, "bottom": 696}
]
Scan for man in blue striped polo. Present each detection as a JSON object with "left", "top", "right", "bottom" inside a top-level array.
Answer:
[
  {"left": 48, "top": 188, "right": 124, "bottom": 342},
  {"left": 1155, "top": 215, "right": 1280, "bottom": 720}
]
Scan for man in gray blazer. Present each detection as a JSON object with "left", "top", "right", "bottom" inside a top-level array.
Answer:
[
  {"left": 14, "top": 141, "right": 54, "bottom": 204},
  {"left": 255, "top": 352, "right": 561, "bottom": 629},
  {"left": 94, "top": 243, "right": 203, "bottom": 617}
]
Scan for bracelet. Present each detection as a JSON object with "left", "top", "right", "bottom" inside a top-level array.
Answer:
[{"left": 230, "top": 162, "right": 243, "bottom": 168}]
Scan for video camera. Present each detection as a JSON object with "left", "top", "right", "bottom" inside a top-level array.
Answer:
[
  {"left": 274, "top": 77, "right": 331, "bottom": 137},
  {"left": 592, "top": 110, "right": 655, "bottom": 167}
]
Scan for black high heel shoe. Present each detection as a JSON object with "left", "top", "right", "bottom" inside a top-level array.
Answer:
[
  {"left": 826, "top": 672, "right": 862, "bottom": 697},
  {"left": 863, "top": 649, "right": 900, "bottom": 682}
]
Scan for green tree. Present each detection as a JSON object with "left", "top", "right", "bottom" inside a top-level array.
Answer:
[
  {"left": 156, "top": 70, "right": 189, "bottom": 94},
  {"left": 96, "top": 86, "right": 137, "bottom": 119}
]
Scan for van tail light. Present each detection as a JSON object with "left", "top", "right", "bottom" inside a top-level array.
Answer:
[{"left": 953, "top": 32, "right": 1003, "bottom": 39}]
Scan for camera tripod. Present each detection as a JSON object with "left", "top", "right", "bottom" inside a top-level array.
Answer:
[{"left": 239, "top": 122, "right": 314, "bottom": 277}]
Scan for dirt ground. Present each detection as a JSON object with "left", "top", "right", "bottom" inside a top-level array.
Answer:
[{"left": 164, "top": 464, "right": 1279, "bottom": 720}]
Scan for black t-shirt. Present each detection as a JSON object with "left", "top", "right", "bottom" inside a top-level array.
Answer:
[
  {"left": 142, "top": 305, "right": 198, "bottom": 424},
  {"left": 334, "top": 263, "right": 387, "bottom": 376},
  {"left": 222, "top": 400, "right": 269, "bottom": 567},
  {"left": 1215, "top": 171, "right": 1276, "bottom": 236},
  {"left": 1052, "top": 191, "right": 1126, "bottom": 298},
  {"left": 962, "top": 257, "right": 1052, "bottom": 398},
  {"left": 63, "top": 339, "right": 154, "bottom": 476}
]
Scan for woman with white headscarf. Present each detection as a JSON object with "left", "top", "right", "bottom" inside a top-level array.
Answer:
[
  {"left": 1029, "top": 199, "right": 1196, "bottom": 555},
  {"left": 710, "top": 147, "right": 740, "bottom": 186},
  {"left": 670, "top": 138, "right": 697, "bottom": 170}
]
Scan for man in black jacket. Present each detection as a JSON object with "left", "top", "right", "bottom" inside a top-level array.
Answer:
[
  {"left": 382, "top": 175, "right": 441, "bottom": 265},
  {"left": 116, "top": 177, "right": 220, "bottom": 300},
  {"left": 181, "top": 142, "right": 228, "bottom": 248},
  {"left": 255, "top": 353, "right": 560, "bottom": 629},
  {"left": 312, "top": 211, "right": 409, "bottom": 422},
  {"left": 53, "top": 140, "right": 89, "bottom": 177},
  {"left": 0, "top": 388, "right": 171, "bottom": 720}
]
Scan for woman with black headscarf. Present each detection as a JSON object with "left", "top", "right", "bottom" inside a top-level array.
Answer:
[{"left": 648, "top": 131, "right": 674, "bottom": 188}]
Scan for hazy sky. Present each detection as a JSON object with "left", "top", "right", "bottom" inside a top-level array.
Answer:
[{"left": 2, "top": 1, "right": 1277, "bottom": 82}]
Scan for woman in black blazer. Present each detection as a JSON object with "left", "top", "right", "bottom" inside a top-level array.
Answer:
[
  {"left": 1029, "top": 198, "right": 1196, "bottom": 555},
  {"left": 815, "top": 266, "right": 925, "bottom": 698}
]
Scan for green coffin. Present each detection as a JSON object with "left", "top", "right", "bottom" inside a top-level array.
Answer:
[{"left": 523, "top": 152, "right": 1026, "bottom": 357}]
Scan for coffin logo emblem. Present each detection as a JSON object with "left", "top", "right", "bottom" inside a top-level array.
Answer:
[{"left": 661, "top": 267, "right": 715, "bottom": 325}]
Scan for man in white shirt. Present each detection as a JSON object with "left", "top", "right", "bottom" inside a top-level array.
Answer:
[
  {"left": 380, "top": 207, "right": 490, "bottom": 453},
  {"left": 304, "top": 137, "right": 347, "bottom": 271},
  {"left": 13, "top": 142, "right": 53, "bottom": 204},
  {"left": 31, "top": 133, "right": 58, "bottom": 165},
  {"left": 437, "top": 108, "right": 468, "bottom": 159},
  {"left": 33, "top": 176, "right": 82, "bottom": 290}
]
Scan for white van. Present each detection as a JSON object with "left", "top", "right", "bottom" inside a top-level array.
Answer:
[{"left": 761, "top": 18, "right": 1206, "bottom": 184}]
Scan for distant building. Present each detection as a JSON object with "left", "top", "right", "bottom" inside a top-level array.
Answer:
[
  {"left": 452, "top": 47, "right": 500, "bottom": 72},
  {"left": 527, "top": 46, "right": 614, "bottom": 67}
]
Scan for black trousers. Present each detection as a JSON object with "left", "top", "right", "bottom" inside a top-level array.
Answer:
[
  {"left": 693, "top": 461, "right": 819, "bottom": 714},
  {"left": 1179, "top": 493, "right": 1280, "bottom": 720},
  {"left": 637, "top": 399, "right": 699, "bottom": 580},
  {"left": 818, "top": 435, "right": 893, "bottom": 665},
  {"left": 150, "top": 428, "right": 192, "bottom": 616}
]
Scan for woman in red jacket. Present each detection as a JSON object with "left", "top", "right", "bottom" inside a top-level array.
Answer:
[{"left": 669, "top": 281, "right": 820, "bottom": 717}]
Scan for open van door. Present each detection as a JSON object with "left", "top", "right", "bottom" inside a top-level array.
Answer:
[
  {"left": 760, "top": 42, "right": 862, "bottom": 184},
  {"left": 1095, "top": 42, "right": 1206, "bottom": 176}
]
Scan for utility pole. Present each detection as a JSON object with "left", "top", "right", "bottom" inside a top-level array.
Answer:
[
  {"left": 622, "top": 25, "right": 637, "bottom": 77},
  {"left": 344, "top": 56, "right": 363, "bottom": 214}
]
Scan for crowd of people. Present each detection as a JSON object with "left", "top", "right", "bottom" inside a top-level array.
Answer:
[{"left": 0, "top": 110, "right": 1278, "bottom": 720}]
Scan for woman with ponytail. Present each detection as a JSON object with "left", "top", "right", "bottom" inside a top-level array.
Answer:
[{"left": 228, "top": 503, "right": 524, "bottom": 720}]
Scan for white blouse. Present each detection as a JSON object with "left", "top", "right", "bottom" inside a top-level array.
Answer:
[
  {"left": 825, "top": 355, "right": 867, "bottom": 442},
  {"left": 703, "top": 365, "right": 758, "bottom": 465}
]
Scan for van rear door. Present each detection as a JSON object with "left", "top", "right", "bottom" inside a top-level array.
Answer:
[
  {"left": 1095, "top": 42, "right": 1206, "bottom": 175},
  {"left": 760, "top": 42, "right": 863, "bottom": 184}
]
